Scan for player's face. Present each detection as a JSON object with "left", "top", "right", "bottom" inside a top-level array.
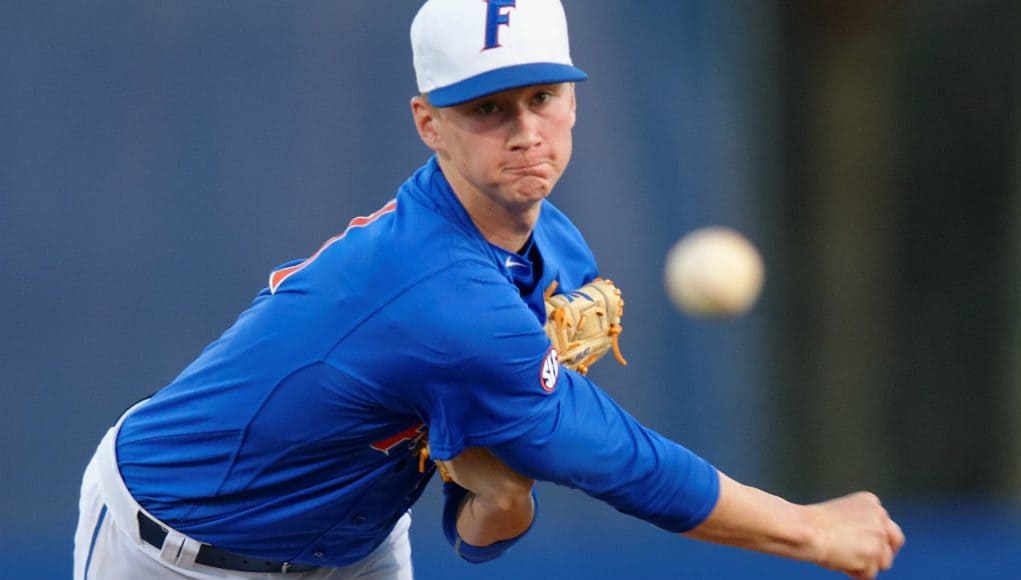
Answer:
[{"left": 415, "top": 83, "right": 577, "bottom": 213}]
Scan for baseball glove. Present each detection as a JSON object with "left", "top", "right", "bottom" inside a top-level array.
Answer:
[{"left": 544, "top": 278, "right": 627, "bottom": 375}]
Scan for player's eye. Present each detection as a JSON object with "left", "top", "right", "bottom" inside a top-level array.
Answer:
[
  {"left": 533, "top": 91, "right": 554, "bottom": 105},
  {"left": 476, "top": 102, "right": 500, "bottom": 116}
]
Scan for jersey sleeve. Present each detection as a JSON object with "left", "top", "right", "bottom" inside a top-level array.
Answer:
[
  {"left": 387, "top": 256, "right": 718, "bottom": 532},
  {"left": 489, "top": 369, "right": 720, "bottom": 533},
  {"left": 409, "top": 260, "right": 566, "bottom": 461}
]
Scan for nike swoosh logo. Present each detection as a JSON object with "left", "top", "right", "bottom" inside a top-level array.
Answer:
[{"left": 504, "top": 256, "right": 528, "bottom": 269}]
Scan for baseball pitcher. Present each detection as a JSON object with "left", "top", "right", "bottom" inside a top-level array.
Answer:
[{"left": 73, "top": 1, "right": 903, "bottom": 579}]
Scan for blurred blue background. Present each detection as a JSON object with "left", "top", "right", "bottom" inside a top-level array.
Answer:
[{"left": 2, "top": 1, "right": 1020, "bottom": 578}]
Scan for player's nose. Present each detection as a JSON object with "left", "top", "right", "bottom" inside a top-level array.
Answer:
[{"left": 507, "top": 109, "right": 543, "bottom": 151}]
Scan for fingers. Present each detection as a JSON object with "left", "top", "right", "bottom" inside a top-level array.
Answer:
[
  {"left": 854, "top": 533, "right": 886, "bottom": 579},
  {"left": 873, "top": 498, "right": 904, "bottom": 574},
  {"left": 876, "top": 508, "right": 905, "bottom": 576},
  {"left": 878, "top": 532, "right": 894, "bottom": 572},
  {"left": 878, "top": 516, "right": 905, "bottom": 575},
  {"left": 887, "top": 518, "right": 906, "bottom": 554},
  {"left": 862, "top": 492, "right": 906, "bottom": 572},
  {"left": 869, "top": 495, "right": 904, "bottom": 572},
  {"left": 819, "top": 491, "right": 905, "bottom": 578}
]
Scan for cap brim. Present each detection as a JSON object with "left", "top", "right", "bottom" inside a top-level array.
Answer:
[{"left": 427, "top": 62, "right": 588, "bottom": 107}]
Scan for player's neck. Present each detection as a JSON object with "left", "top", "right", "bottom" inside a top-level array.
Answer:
[
  {"left": 443, "top": 171, "right": 540, "bottom": 254},
  {"left": 467, "top": 205, "right": 537, "bottom": 254}
]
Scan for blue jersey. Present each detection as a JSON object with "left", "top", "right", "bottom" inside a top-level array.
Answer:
[{"left": 116, "top": 157, "right": 719, "bottom": 567}]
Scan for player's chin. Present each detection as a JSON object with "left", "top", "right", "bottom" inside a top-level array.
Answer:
[
  {"left": 511, "top": 183, "right": 553, "bottom": 206},
  {"left": 507, "top": 174, "right": 558, "bottom": 201}
]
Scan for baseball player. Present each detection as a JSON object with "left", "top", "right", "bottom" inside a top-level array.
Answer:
[{"left": 73, "top": 1, "right": 904, "bottom": 579}]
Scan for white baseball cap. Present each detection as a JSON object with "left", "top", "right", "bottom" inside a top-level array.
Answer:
[{"left": 411, "top": 0, "right": 588, "bottom": 107}]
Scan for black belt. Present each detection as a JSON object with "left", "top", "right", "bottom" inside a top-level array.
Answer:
[{"left": 137, "top": 511, "right": 318, "bottom": 574}]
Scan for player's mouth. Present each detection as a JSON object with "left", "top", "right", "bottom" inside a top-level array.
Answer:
[{"left": 503, "top": 160, "right": 553, "bottom": 177}]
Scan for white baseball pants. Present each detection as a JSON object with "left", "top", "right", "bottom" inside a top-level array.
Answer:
[{"left": 73, "top": 404, "right": 414, "bottom": 580}]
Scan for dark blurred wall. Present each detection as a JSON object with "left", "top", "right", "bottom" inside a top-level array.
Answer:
[
  {"left": 1006, "top": 107, "right": 1021, "bottom": 492},
  {"left": 893, "top": 0, "right": 1019, "bottom": 494},
  {"left": 773, "top": 1, "right": 904, "bottom": 496},
  {"left": 775, "top": 0, "right": 1020, "bottom": 497}
]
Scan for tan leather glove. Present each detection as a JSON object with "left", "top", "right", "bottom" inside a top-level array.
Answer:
[{"left": 544, "top": 278, "right": 627, "bottom": 375}]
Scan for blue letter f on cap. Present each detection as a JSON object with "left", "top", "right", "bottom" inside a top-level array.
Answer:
[{"left": 484, "top": 0, "right": 516, "bottom": 50}]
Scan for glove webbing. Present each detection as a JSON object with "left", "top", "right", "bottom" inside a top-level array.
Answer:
[{"left": 544, "top": 280, "right": 627, "bottom": 374}]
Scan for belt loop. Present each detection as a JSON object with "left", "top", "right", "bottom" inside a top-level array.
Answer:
[{"left": 158, "top": 529, "right": 201, "bottom": 568}]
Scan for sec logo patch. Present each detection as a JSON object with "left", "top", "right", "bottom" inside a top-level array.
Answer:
[{"left": 540, "top": 348, "right": 560, "bottom": 392}]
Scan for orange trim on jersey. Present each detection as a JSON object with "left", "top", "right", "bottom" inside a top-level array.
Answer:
[
  {"left": 370, "top": 422, "right": 425, "bottom": 455},
  {"left": 269, "top": 199, "right": 397, "bottom": 294}
]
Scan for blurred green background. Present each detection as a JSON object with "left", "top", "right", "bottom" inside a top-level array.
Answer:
[{"left": 2, "top": 1, "right": 1019, "bottom": 577}]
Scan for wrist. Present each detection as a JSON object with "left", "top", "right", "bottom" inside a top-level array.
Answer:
[
  {"left": 747, "top": 495, "right": 821, "bottom": 562},
  {"left": 684, "top": 474, "right": 822, "bottom": 563},
  {"left": 797, "top": 503, "right": 830, "bottom": 566}
]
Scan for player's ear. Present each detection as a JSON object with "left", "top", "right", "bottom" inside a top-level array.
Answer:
[{"left": 411, "top": 95, "right": 444, "bottom": 151}]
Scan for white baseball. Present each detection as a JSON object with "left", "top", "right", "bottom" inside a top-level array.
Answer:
[{"left": 664, "top": 227, "right": 764, "bottom": 316}]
